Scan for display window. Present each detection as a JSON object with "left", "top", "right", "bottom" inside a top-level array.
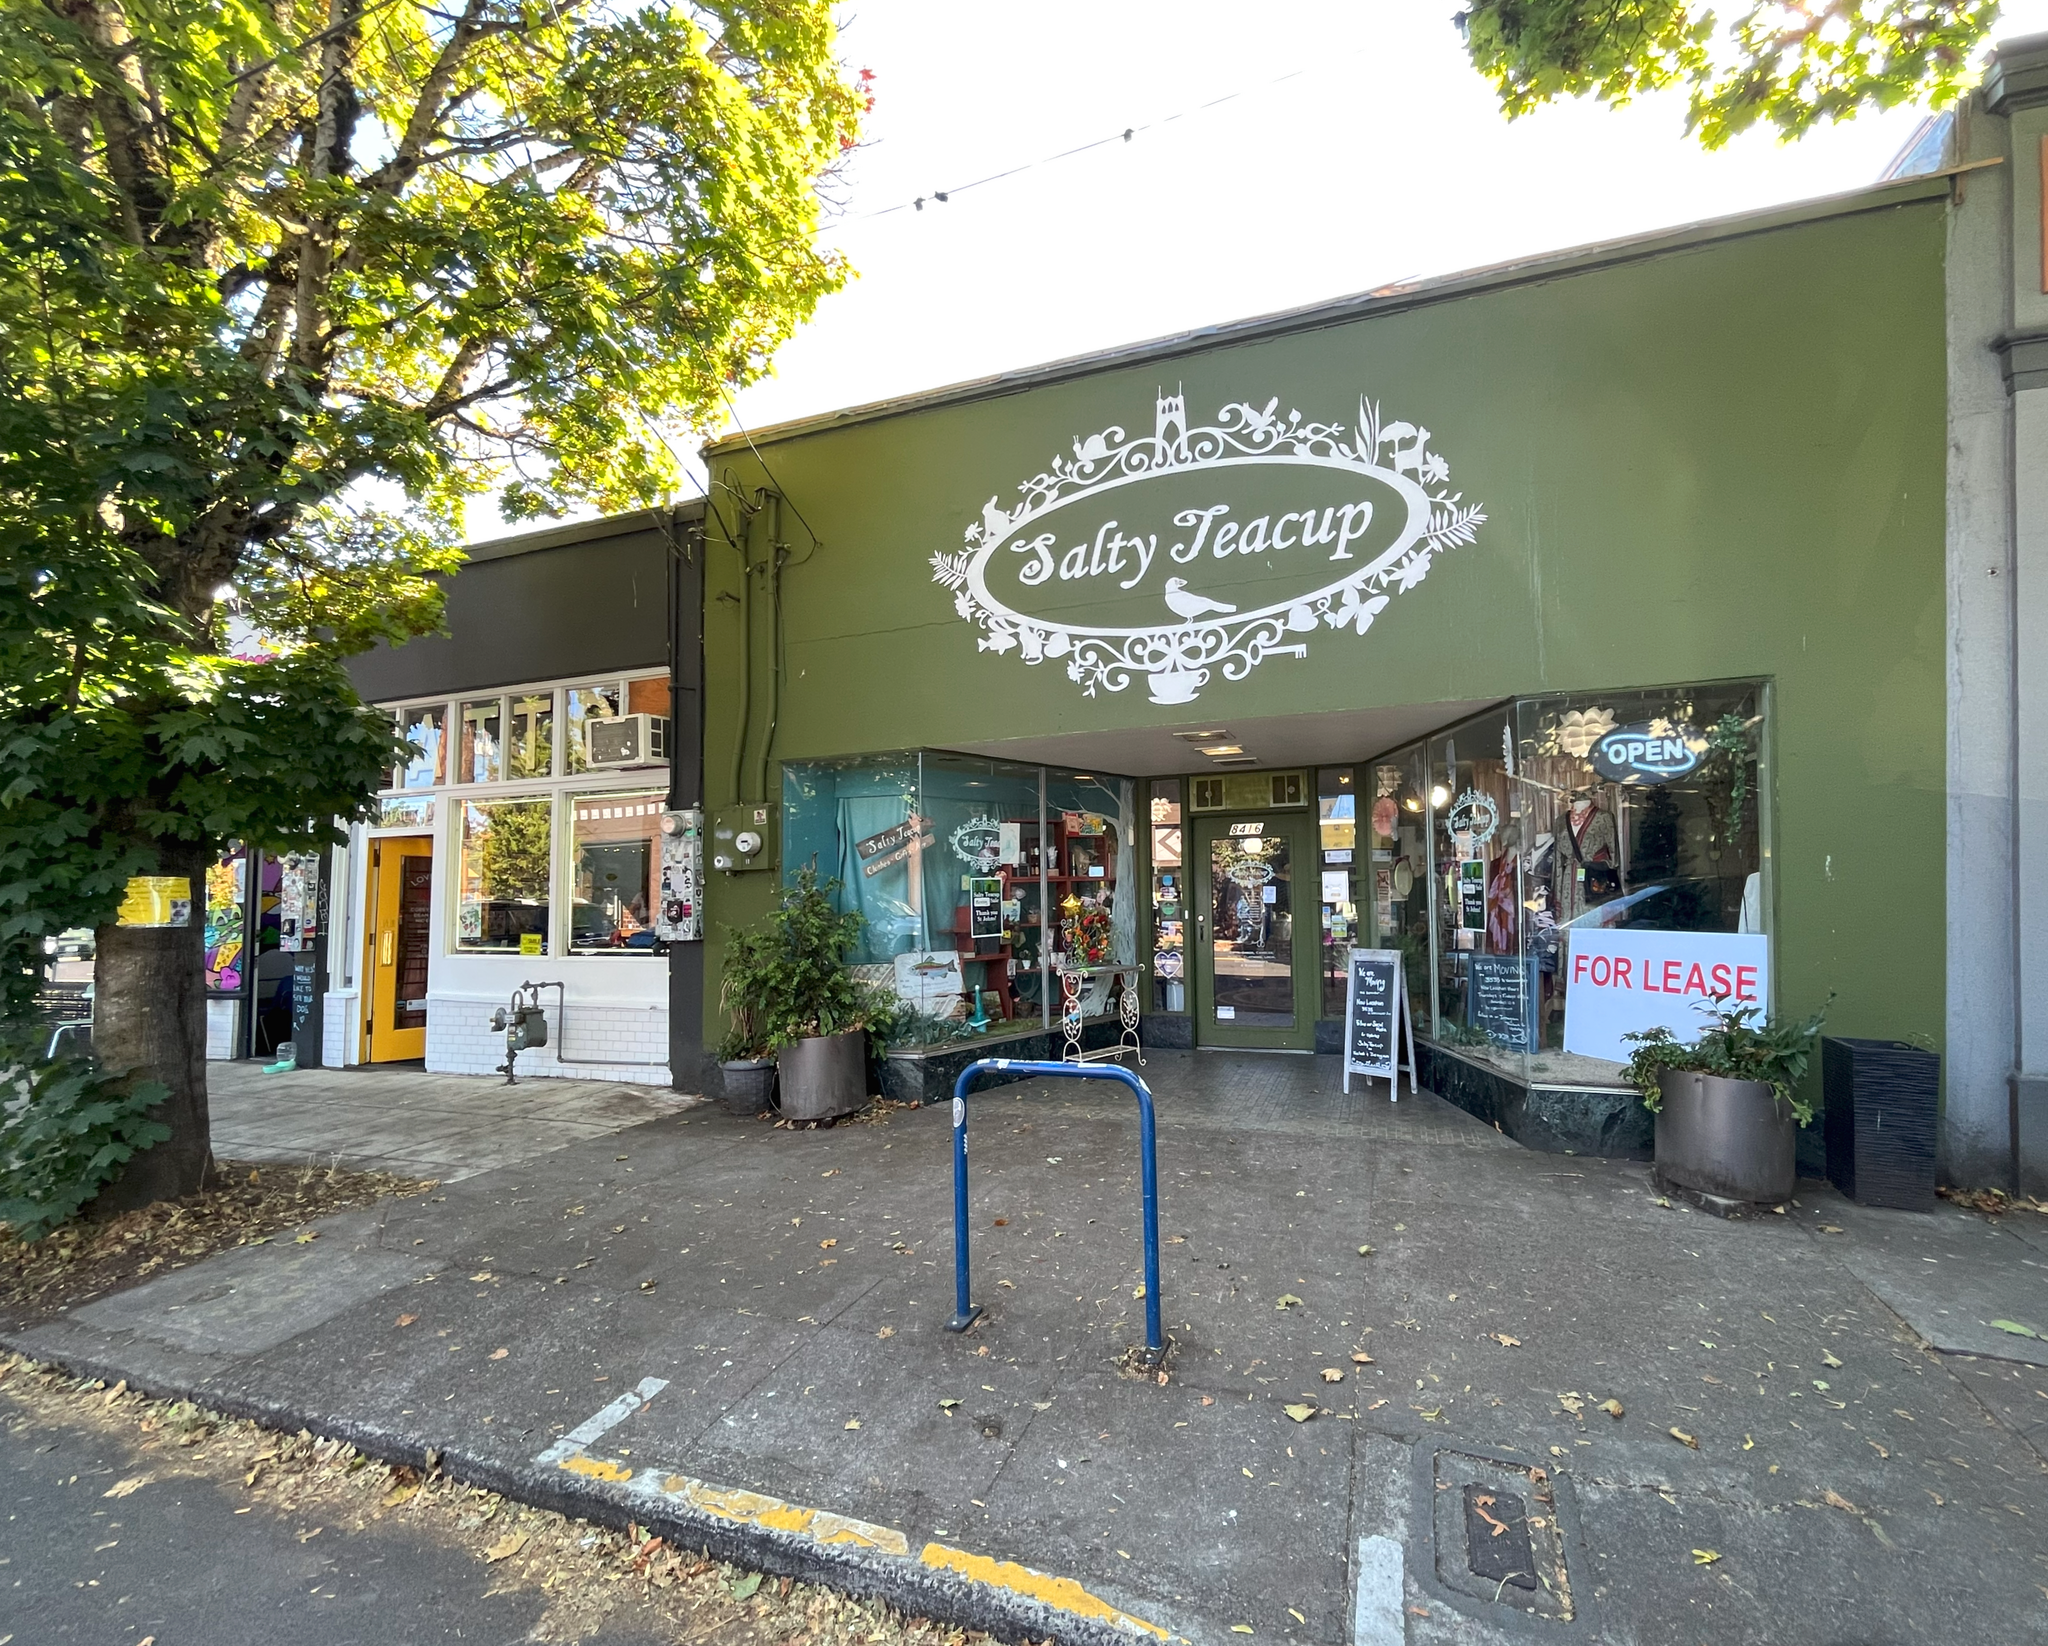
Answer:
[
  {"left": 1371, "top": 680, "right": 1768, "bottom": 1090},
  {"left": 569, "top": 791, "right": 664, "bottom": 953},
  {"left": 1150, "top": 780, "right": 1185, "bottom": 1013},
  {"left": 780, "top": 752, "right": 1134, "bottom": 1039},
  {"left": 456, "top": 795, "right": 553, "bottom": 953},
  {"left": 1317, "top": 767, "right": 1357, "bottom": 1019}
]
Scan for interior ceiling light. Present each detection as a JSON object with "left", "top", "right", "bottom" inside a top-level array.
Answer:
[
  {"left": 1197, "top": 743, "right": 1244, "bottom": 757},
  {"left": 1207, "top": 754, "right": 1259, "bottom": 766},
  {"left": 1171, "top": 728, "right": 1231, "bottom": 742}
]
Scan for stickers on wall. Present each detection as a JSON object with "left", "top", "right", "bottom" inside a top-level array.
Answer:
[{"left": 932, "top": 390, "right": 1486, "bottom": 703}]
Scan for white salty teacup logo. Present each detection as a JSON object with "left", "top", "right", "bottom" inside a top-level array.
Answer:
[{"left": 931, "top": 391, "right": 1485, "bottom": 703}]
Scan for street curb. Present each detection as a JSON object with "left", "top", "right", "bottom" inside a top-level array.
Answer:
[{"left": 0, "top": 1331, "right": 1175, "bottom": 1646}]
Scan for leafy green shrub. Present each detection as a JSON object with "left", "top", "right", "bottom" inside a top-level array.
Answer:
[
  {"left": 0, "top": 1053, "right": 170, "bottom": 1241},
  {"left": 1623, "top": 997, "right": 1829, "bottom": 1127},
  {"left": 717, "top": 867, "right": 897, "bottom": 1058}
]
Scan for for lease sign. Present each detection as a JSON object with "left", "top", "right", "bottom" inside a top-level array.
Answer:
[{"left": 1562, "top": 928, "right": 1770, "bottom": 1064}]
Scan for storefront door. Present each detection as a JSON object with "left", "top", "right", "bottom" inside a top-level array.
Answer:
[
  {"left": 1190, "top": 813, "right": 1317, "bottom": 1050},
  {"left": 364, "top": 836, "right": 432, "bottom": 1062}
]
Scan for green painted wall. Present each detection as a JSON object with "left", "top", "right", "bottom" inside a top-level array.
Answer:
[{"left": 700, "top": 195, "right": 1947, "bottom": 1071}]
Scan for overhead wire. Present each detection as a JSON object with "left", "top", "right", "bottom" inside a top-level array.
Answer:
[{"left": 852, "top": 47, "right": 1371, "bottom": 222}]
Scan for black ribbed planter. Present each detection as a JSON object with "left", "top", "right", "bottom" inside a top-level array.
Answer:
[
  {"left": 718, "top": 1058, "right": 776, "bottom": 1116},
  {"left": 1823, "top": 1037, "right": 1938, "bottom": 1211}
]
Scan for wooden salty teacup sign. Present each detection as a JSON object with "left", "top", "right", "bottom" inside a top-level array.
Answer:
[{"left": 1343, "top": 948, "right": 1418, "bottom": 1098}]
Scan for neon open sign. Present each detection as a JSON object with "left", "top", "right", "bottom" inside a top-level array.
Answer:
[{"left": 1589, "top": 722, "right": 1703, "bottom": 785}]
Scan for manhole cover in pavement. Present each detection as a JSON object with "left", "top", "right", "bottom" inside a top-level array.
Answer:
[
  {"left": 1430, "top": 1450, "right": 1574, "bottom": 1620},
  {"left": 1463, "top": 1485, "right": 1538, "bottom": 1590}
]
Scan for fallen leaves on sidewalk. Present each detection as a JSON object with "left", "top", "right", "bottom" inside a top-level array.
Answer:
[
  {"left": 484, "top": 1530, "right": 529, "bottom": 1563},
  {"left": 1320, "top": 1368, "right": 1344, "bottom": 1383},
  {"left": 0, "top": 1161, "right": 437, "bottom": 1322},
  {"left": 1939, "top": 1186, "right": 2048, "bottom": 1215},
  {"left": 1, "top": 1354, "right": 986, "bottom": 1646},
  {"left": 1692, "top": 1549, "right": 1721, "bottom": 1566},
  {"left": 1274, "top": 1294, "right": 1303, "bottom": 1311},
  {"left": 1597, "top": 1399, "right": 1624, "bottom": 1419},
  {"left": 1489, "top": 1333, "right": 1521, "bottom": 1347},
  {"left": 1668, "top": 1428, "right": 1700, "bottom": 1449},
  {"left": 1282, "top": 1403, "right": 1316, "bottom": 1422}
]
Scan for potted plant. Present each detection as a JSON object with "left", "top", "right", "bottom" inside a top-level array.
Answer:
[
  {"left": 717, "top": 867, "right": 896, "bottom": 1121},
  {"left": 714, "top": 927, "right": 778, "bottom": 1115},
  {"left": 1624, "top": 997, "right": 1828, "bottom": 1206}
]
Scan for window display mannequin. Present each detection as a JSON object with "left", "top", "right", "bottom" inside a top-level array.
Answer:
[{"left": 1550, "top": 787, "right": 1619, "bottom": 925}]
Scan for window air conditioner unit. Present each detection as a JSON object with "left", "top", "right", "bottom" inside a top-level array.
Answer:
[{"left": 585, "top": 713, "right": 669, "bottom": 768}]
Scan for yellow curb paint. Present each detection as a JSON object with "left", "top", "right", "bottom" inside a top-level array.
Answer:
[
  {"left": 920, "top": 1543, "right": 1166, "bottom": 1638},
  {"left": 654, "top": 1475, "right": 909, "bottom": 1556},
  {"left": 560, "top": 1454, "right": 633, "bottom": 1483}
]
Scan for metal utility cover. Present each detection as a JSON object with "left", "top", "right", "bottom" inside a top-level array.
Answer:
[{"left": 1462, "top": 1485, "right": 1538, "bottom": 1589}]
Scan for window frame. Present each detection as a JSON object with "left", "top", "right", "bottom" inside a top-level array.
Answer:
[{"left": 372, "top": 670, "right": 670, "bottom": 961}]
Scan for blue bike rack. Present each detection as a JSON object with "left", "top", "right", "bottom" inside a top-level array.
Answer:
[{"left": 946, "top": 1057, "right": 1164, "bottom": 1363}]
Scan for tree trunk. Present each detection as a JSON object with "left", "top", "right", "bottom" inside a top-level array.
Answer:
[{"left": 89, "top": 838, "right": 214, "bottom": 1213}]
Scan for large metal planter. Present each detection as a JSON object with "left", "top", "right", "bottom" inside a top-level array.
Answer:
[
  {"left": 718, "top": 1058, "right": 776, "bottom": 1116},
  {"left": 1653, "top": 1070, "right": 1797, "bottom": 1205},
  {"left": 777, "top": 1030, "right": 866, "bottom": 1121}
]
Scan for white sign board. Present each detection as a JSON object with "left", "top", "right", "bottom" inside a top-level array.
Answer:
[
  {"left": 1562, "top": 929, "right": 1770, "bottom": 1063},
  {"left": 893, "top": 950, "right": 966, "bottom": 1016}
]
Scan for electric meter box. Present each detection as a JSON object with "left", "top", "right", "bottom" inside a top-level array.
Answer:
[{"left": 710, "top": 803, "right": 778, "bottom": 873}]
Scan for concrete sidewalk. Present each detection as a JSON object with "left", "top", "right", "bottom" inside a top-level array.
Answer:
[
  {"left": 8, "top": 1053, "right": 2048, "bottom": 1645},
  {"left": 208, "top": 1059, "right": 695, "bottom": 1180}
]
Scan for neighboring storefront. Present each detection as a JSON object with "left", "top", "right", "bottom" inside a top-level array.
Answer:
[
  {"left": 694, "top": 169, "right": 1953, "bottom": 1162},
  {"left": 316, "top": 507, "right": 703, "bottom": 1083}
]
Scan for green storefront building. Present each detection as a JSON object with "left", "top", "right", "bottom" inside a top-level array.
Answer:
[
  {"left": 693, "top": 166, "right": 1947, "bottom": 1168},
  {"left": 431, "top": 40, "right": 2048, "bottom": 1194}
]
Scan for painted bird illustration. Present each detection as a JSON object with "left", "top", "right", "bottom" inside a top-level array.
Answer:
[{"left": 1162, "top": 577, "right": 1238, "bottom": 621}]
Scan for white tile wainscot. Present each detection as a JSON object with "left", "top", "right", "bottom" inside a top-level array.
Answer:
[{"left": 424, "top": 992, "right": 670, "bottom": 1084}]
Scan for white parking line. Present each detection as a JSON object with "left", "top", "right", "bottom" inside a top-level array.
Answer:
[
  {"left": 1353, "top": 1535, "right": 1404, "bottom": 1646},
  {"left": 531, "top": 1376, "right": 668, "bottom": 1466}
]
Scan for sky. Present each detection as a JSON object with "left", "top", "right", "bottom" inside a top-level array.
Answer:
[{"left": 473, "top": 0, "right": 2048, "bottom": 534}]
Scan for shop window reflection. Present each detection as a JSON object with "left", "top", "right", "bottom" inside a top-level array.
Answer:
[
  {"left": 564, "top": 683, "right": 621, "bottom": 774},
  {"left": 508, "top": 693, "right": 553, "bottom": 779},
  {"left": 456, "top": 795, "right": 552, "bottom": 953},
  {"left": 570, "top": 791, "right": 663, "bottom": 953},
  {"left": 398, "top": 704, "right": 444, "bottom": 789},
  {"left": 460, "top": 698, "right": 502, "bottom": 784}
]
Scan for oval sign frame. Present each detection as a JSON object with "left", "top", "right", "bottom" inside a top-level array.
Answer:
[{"left": 932, "top": 393, "right": 1486, "bottom": 704}]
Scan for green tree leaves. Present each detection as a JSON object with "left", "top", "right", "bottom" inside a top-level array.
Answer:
[{"left": 1458, "top": 0, "right": 1997, "bottom": 146}]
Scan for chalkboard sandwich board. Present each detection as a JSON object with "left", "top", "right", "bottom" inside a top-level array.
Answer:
[{"left": 1343, "top": 948, "right": 1418, "bottom": 1098}]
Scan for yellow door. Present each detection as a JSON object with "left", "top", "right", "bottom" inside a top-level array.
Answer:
[{"left": 364, "top": 836, "right": 433, "bottom": 1062}]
